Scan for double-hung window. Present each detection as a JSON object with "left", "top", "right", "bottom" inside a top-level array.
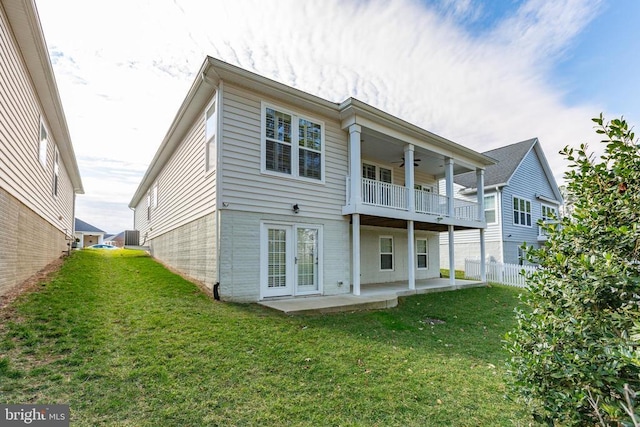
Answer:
[
  {"left": 513, "top": 196, "right": 531, "bottom": 226},
  {"left": 39, "top": 120, "right": 48, "bottom": 167},
  {"left": 53, "top": 148, "right": 59, "bottom": 196},
  {"left": 540, "top": 204, "right": 558, "bottom": 236},
  {"left": 484, "top": 194, "right": 496, "bottom": 223},
  {"left": 416, "top": 238, "right": 428, "bottom": 269},
  {"left": 380, "top": 236, "right": 394, "bottom": 271},
  {"left": 263, "top": 104, "right": 324, "bottom": 181},
  {"left": 205, "top": 96, "right": 217, "bottom": 172}
]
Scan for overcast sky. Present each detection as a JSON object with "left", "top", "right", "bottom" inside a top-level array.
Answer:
[{"left": 35, "top": 0, "right": 639, "bottom": 234}]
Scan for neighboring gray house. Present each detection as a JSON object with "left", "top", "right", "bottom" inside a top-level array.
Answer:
[
  {"left": 74, "top": 218, "right": 105, "bottom": 248},
  {"left": 0, "top": 0, "right": 84, "bottom": 296},
  {"left": 129, "top": 57, "right": 495, "bottom": 303},
  {"left": 440, "top": 138, "right": 563, "bottom": 268}
]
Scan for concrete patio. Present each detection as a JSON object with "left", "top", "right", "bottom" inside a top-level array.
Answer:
[{"left": 259, "top": 278, "right": 486, "bottom": 315}]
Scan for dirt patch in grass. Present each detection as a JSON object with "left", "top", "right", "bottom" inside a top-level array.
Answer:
[{"left": 0, "top": 256, "right": 65, "bottom": 314}]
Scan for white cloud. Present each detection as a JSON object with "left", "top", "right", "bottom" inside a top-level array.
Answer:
[{"left": 35, "top": 0, "right": 609, "bottom": 232}]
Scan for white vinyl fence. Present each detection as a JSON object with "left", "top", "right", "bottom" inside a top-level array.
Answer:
[{"left": 464, "top": 258, "right": 538, "bottom": 288}]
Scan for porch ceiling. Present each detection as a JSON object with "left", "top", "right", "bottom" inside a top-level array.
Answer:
[
  {"left": 360, "top": 128, "right": 475, "bottom": 179},
  {"left": 357, "top": 215, "right": 479, "bottom": 232}
]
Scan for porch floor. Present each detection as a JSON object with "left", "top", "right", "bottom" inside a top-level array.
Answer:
[{"left": 258, "top": 278, "right": 486, "bottom": 315}]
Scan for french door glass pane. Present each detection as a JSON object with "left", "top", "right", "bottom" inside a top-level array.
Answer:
[
  {"left": 268, "top": 229, "right": 287, "bottom": 288},
  {"left": 297, "top": 228, "right": 318, "bottom": 289}
]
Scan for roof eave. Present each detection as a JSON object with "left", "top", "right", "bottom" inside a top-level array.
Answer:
[{"left": 6, "top": 0, "right": 84, "bottom": 194}]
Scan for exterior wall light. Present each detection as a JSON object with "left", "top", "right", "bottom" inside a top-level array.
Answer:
[{"left": 293, "top": 204, "right": 300, "bottom": 214}]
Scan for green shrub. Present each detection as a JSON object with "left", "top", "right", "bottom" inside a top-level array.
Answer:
[{"left": 505, "top": 115, "right": 640, "bottom": 426}]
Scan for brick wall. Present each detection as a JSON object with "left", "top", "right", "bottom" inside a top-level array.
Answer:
[
  {"left": 148, "top": 213, "right": 217, "bottom": 293},
  {"left": 0, "top": 188, "right": 68, "bottom": 296}
]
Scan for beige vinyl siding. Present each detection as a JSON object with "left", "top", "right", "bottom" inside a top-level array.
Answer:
[
  {"left": 359, "top": 227, "right": 440, "bottom": 284},
  {"left": 0, "top": 4, "right": 74, "bottom": 234},
  {"left": 218, "top": 210, "right": 350, "bottom": 302},
  {"left": 220, "top": 84, "right": 347, "bottom": 220},
  {"left": 141, "top": 117, "right": 216, "bottom": 241}
]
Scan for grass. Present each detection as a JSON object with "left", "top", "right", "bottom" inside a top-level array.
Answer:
[
  {"left": 439, "top": 269, "right": 466, "bottom": 279},
  {"left": 0, "top": 250, "right": 531, "bottom": 426}
]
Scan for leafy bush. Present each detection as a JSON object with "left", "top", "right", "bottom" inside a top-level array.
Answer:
[{"left": 506, "top": 115, "right": 640, "bottom": 426}]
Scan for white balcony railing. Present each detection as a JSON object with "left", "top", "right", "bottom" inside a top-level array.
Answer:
[
  {"left": 415, "top": 190, "right": 448, "bottom": 216},
  {"left": 346, "top": 177, "right": 481, "bottom": 223},
  {"left": 361, "top": 178, "right": 407, "bottom": 210}
]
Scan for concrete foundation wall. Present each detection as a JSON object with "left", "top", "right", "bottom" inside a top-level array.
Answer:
[
  {"left": 0, "top": 188, "right": 68, "bottom": 296},
  {"left": 148, "top": 213, "right": 217, "bottom": 293}
]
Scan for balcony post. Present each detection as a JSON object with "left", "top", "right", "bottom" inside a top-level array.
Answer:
[
  {"left": 476, "top": 168, "right": 486, "bottom": 282},
  {"left": 448, "top": 224, "right": 455, "bottom": 286},
  {"left": 445, "top": 157, "right": 454, "bottom": 218},
  {"left": 407, "top": 220, "right": 415, "bottom": 290},
  {"left": 348, "top": 124, "right": 362, "bottom": 208},
  {"left": 352, "top": 213, "right": 361, "bottom": 296},
  {"left": 476, "top": 169, "right": 485, "bottom": 221},
  {"left": 405, "top": 144, "right": 415, "bottom": 212}
]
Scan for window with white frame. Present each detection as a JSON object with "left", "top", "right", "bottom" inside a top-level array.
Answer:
[
  {"left": 513, "top": 196, "right": 531, "bottom": 226},
  {"left": 53, "top": 148, "right": 59, "bottom": 196},
  {"left": 152, "top": 184, "right": 158, "bottom": 208},
  {"left": 416, "top": 238, "right": 428, "bottom": 269},
  {"left": 263, "top": 105, "right": 323, "bottom": 180},
  {"left": 380, "top": 236, "right": 394, "bottom": 271},
  {"left": 205, "top": 97, "right": 217, "bottom": 172},
  {"left": 484, "top": 194, "right": 496, "bottom": 223},
  {"left": 39, "top": 120, "right": 48, "bottom": 167},
  {"left": 146, "top": 193, "right": 151, "bottom": 221},
  {"left": 540, "top": 204, "right": 558, "bottom": 235},
  {"left": 362, "top": 162, "right": 392, "bottom": 183},
  {"left": 414, "top": 184, "right": 434, "bottom": 192},
  {"left": 517, "top": 247, "right": 526, "bottom": 266}
]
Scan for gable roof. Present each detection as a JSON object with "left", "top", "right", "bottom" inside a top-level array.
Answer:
[
  {"left": 454, "top": 139, "right": 536, "bottom": 188},
  {"left": 454, "top": 138, "right": 563, "bottom": 203},
  {"left": 75, "top": 218, "right": 105, "bottom": 233}
]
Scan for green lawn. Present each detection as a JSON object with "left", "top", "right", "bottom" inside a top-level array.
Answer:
[{"left": 0, "top": 250, "right": 531, "bottom": 426}]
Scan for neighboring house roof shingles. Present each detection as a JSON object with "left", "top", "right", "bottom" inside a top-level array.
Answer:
[
  {"left": 454, "top": 138, "right": 537, "bottom": 189},
  {"left": 75, "top": 218, "right": 105, "bottom": 233}
]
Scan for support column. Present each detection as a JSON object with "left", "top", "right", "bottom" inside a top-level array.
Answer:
[
  {"left": 405, "top": 144, "right": 415, "bottom": 212},
  {"left": 448, "top": 225, "right": 455, "bottom": 286},
  {"left": 349, "top": 125, "right": 362, "bottom": 208},
  {"left": 407, "top": 220, "right": 415, "bottom": 290},
  {"left": 476, "top": 169, "right": 485, "bottom": 221},
  {"left": 352, "top": 213, "right": 361, "bottom": 296},
  {"left": 476, "top": 169, "right": 486, "bottom": 282},
  {"left": 445, "top": 157, "right": 454, "bottom": 218},
  {"left": 480, "top": 228, "right": 486, "bottom": 282}
]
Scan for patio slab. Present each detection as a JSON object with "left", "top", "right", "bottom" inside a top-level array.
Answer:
[{"left": 259, "top": 278, "right": 485, "bottom": 314}]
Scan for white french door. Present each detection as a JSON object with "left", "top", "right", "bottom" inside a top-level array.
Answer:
[{"left": 261, "top": 223, "right": 321, "bottom": 298}]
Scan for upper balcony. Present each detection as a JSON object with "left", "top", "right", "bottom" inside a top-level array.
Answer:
[
  {"left": 346, "top": 177, "right": 478, "bottom": 219},
  {"left": 339, "top": 99, "right": 496, "bottom": 231}
]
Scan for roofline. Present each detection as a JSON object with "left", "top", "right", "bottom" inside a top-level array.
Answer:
[
  {"left": 129, "top": 57, "right": 496, "bottom": 207},
  {"left": 458, "top": 138, "right": 563, "bottom": 203},
  {"left": 338, "top": 98, "right": 496, "bottom": 169},
  {"left": 5, "top": 0, "right": 84, "bottom": 194},
  {"left": 129, "top": 56, "right": 343, "bottom": 207}
]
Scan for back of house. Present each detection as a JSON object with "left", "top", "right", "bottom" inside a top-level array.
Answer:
[
  {"left": 130, "top": 57, "right": 495, "bottom": 302},
  {"left": 0, "top": 0, "right": 83, "bottom": 296}
]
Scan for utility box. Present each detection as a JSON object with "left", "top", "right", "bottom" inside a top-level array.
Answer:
[{"left": 124, "top": 230, "right": 140, "bottom": 246}]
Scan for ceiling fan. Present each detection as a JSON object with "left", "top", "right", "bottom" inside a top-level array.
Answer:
[{"left": 393, "top": 157, "right": 421, "bottom": 168}]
